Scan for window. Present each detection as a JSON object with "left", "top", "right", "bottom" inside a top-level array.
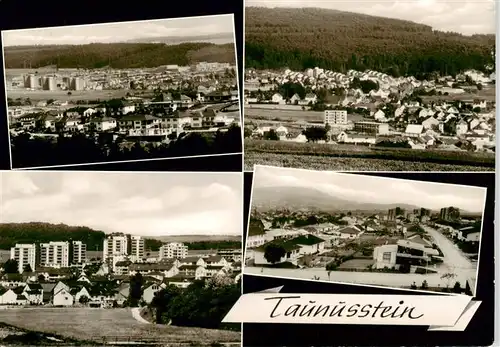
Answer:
[{"left": 382, "top": 252, "right": 392, "bottom": 262}]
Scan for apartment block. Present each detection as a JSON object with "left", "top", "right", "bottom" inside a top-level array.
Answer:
[
  {"left": 130, "top": 236, "right": 145, "bottom": 262},
  {"left": 40, "top": 241, "right": 70, "bottom": 268},
  {"left": 159, "top": 242, "right": 188, "bottom": 260},
  {"left": 324, "top": 110, "right": 348, "bottom": 125},
  {"left": 72, "top": 241, "right": 87, "bottom": 264},
  {"left": 10, "top": 244, "right": 37, "bottom": 273}
]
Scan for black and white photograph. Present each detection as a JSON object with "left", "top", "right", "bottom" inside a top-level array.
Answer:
[
  {"left": 243, "top": 0, "right": 496, "bottom": 172},
  {"left": 3, "top": 14, "right": 242, "bottom": 169},
  {"left": 0, "top": 170, "right": 242, "bottom": 346},
  {"left": 245, "top": 165, "right": 487, "bottom": 296}
]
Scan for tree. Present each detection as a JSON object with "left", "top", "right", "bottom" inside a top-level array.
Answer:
[
  {"left": 263, "top": 244, "right": 287, "bottom": 264},
  {"left": 79, "top": 295, "right": 90, "bottom": 305},
  {"left": 67, "top": 92, "right": 72, "bottom": 96},
  {"left": 464, "top": 281, "right": 473, "bottom": 296},
  {"left": 263, "top": 129, "right": 279, "bottom": 141},
  {"left": 453, "top": 281, "right": 462, "bottom": 294},
  {"left": 3, "top": 259, "right": 19, "bottom": 273},
  {"left": 128, "top": 273, "right": 144, "bottom": 307},
  {"left": 421, "top": 280, "right": 429, "bottom": 290},
  {"left": 440, "top": 272, "right": 457, "bottom": 290},
  {"left": 303, "top": 126, "right": 328, "bottom": 142},
  {"left": 410, "top": 282, "right": 417, "bottom": 290},
  {"left": 476, "top": 83, "right": 483, "bottom": 90},
  {"left": 23, "top": 264, "right": 33, "bottom": 273}
]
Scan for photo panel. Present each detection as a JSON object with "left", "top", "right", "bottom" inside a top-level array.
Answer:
[
  {"left": 0, "top": 170, "right": 243, "bottom": 346},
  {"left": 0, "top": 3, "right": 244, "bottom": 171},
  {"left": 242, "top": 1, "right": 496, "bottom": 172},
  {"left": 241, "top": 169, "right": 495, "bottom": 346}
]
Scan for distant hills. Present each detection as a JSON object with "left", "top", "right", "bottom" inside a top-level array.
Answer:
[
  {"left": 245, "top": 7, "right": 495, "bottom": 77},
  {"left": 3, "top": 42, "right": 236, "bottom": 69},
  {"left": 126, "top": 32, "right": 234, "bottom": 45},
  {"left": 0, "top": 223, "right": 241, "bottom": 252},
  {"left": 251, "top": 186, "right": 480, "bottom": 215}
]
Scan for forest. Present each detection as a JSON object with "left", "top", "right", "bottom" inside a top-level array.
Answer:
[
  {"left": 4, "top": 42, "right": 236, "bottom": 69},
  {"left": 245, "top": 7, "right": 495, "bottom": 78}
]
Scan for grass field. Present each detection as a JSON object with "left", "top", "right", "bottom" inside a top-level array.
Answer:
[
  {"left": 0, "top": 308, "right": 240, "bottom": 345},
  {"left": 244, "top": 139, "right": 495, "bottom": 171},
  {"left": 244, "top": 107, "right": 366, "bottom": 123},
  {"left": 421, "top": 87, "right": 496, "bottom": 102},
  {"left": 6, "top": 89, "right": 129, "bottom": 102}
]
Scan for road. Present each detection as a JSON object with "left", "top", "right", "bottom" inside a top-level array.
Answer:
[{"left": 422, "top": 225, "right": 476, "bottom": 274}]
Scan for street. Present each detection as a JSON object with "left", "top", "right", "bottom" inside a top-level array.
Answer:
[{"left": 422, "top": 225, "right": 476, "bottom": 273}]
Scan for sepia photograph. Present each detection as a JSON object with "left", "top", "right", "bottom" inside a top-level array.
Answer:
[
  {"left": 245, "top": 165, "right": 487, "bottom": 296},
  {"left": 243, "top": 0, "right": 496, "bottom": 171},
  {"left": 3, "top": 14, "right": 242, "bottom": 169},
  {"left": 0, "top": 171, "right": 242, "bottom": 346}
]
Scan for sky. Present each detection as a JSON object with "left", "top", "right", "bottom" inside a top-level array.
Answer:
[
  {"left": 245, "top": 0, "right": 496, "bottom": 35},
  {"left": 0, "top": 171, "right": 242, "bottom": 236},
  {"left": 253, "top": 166, "right": 487, "bottom": 212},
  {"left": 2, "top": 14, "right": 234, "bottom": 46}
]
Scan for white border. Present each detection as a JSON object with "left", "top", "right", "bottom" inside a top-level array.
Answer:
[
  {"left": 243, "top": 164, "right": 488, "bottom": 298},
  {"left": 1, "top": 14, "right": 243, "bottom": 170}
]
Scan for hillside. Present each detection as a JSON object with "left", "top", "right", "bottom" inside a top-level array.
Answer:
[
  {"left": 245, "top": 7, "right": 495, "bottom": 77},
  {"left": 251, "top": 186, "right": 424, "bottom": 213},
  {"left": 0, "top": 223, "right": 241, "bottom": 252},
  {"left": 3, "top": 42, "right": 236, "bottom": 69}
]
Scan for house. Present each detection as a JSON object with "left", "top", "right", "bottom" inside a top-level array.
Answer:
[
  {"left": 304, "top": 93, "right": 317, "bottom": 104},
  {"left": 23, "top": 283, "right": 43, "bottom": 304},
  {"left": 373, "top": 110, "right": 386, "bottom": 122},
  {"left": 422, "top": 116, "right": 439, "bottom": 130},
  {"left": 178, "top": 265, "right": 206, "bottom": 280},
  {"left": 164, "top": 274, "right": 195, "bottom": 289},
  {"left": 456, "top": 120, "right": 468, "bottom": 136},
  {"left": 275, "top": 126, "right": 288, "bottom": 137},
  {"left": 72, "top": 286, "right": 91, "bottom": 304},
  {"left": 40, "top": 283, "right": 57, "bottom": 303},
  {"left": 289, "top": 93, "right": 301, "bottom": 104},
  {"left": 90, "top": 116, "right": 117, "bottom": 132},
  {"left": 292, "top": 234, "right": 326, "bottom": 255},
  {"left": 142, "top": 283, "right": 167, "bottom": 304},
  {"left": 204, "top": 256, "right": 229, "bottom": 268},
  {"left": 373, "top": 239, "right": 437, "bottom": 270},
  {"left": 247, "top": 219, "right": 267, "bottom": 248},
  {"left": 53, "top": 287, "right": 74, "bottom": 306},
  {"left": 337, "top": 132, "right": 377, "bottom": 145},
  {"left": 458, "top": 225, "right": 481, "bottom": 243},
  {"left": 0, "top": 288, "right": 18, "bottom": 305},
  {"left": 114, "top": 283, "right": 130, "bottom": 306},
  {"left": 271, "top": 93, "right": 285, "bottom": 104},
  {"left": 404, "top": 124, "right": 424, "bottom": 137},
  {"left": 337, "top": 226, "right": 364, "bottom": 240}
]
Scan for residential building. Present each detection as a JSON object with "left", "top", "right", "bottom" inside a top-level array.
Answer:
[
  {"left": 353, "top": 121, "right": 389, "bottom": 135},
  {"left": 373, "top": 239, "right": 439, "bottom": 270},
  {"left": 130, "top": 236, "right": 145, "bottom": 262},
  {"left": 440, "top": 207, "right": 461, "bottom": 221},
  {"left": 324, "top": 110, "right": 348, "bottom": 125},
  {"left": 217, "top": 248, "right": 242, "bottom": 262},
  {"left": 40, "top": 241, "right": 70, "bottom": 268},
  {"left": 159, "top": 242, "right": 188, "bottom": 260},
  {"left": 247, "top": 219, "right": 267, "bottom": 248},
  {"left": 72, "top": 241, "right": 87, "bottom": 264},
  {"left": 103, "top": 233, "right": 128, "bottom": 271},
  {"left": 10, "top": 244, "right": 36, "bottom": 274}
]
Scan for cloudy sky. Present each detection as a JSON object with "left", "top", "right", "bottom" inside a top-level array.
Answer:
[
  {"left": 253, "top": 166, "right": 487, "bottom": 212},
  {"left": 246, "top": 0, "right": 495, "bottom": 35},
  {"left": 2, "top": 14, "right": 234, "bottom": 46},
  {"left": 0, "top": 171, "right": 242, "bottom": 236}
]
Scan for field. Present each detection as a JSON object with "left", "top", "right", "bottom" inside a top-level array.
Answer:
[
  {"left": 244, "top": 139, "right": 495, "bottom": 171},
  {"left": 0, "top": 308, "right": 240, "bottom": 345},
  {"left": 244, "top": 107, "right": 365, "bottom": 123},
  {"left": 421, "top": 87, "right": 496, "bottom": 103},
  {"left": 6, "top": 89, "right": 130, "bottom": 102}
]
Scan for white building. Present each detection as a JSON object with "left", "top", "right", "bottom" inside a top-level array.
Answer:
[
  {"left": 130, "top": 236, "right": 145, "bottom": 262},
  {"left": 40, "top": 241, "right": 70, "bottom": 268},
  {"left": 72, "top": 241, "right": 87, "bottom": 264},
  {"left": 159, "top": 242, "right": 188, "bottom": 260},
  {"left": 10, "top": 244, "right": 36, "bottom": 273},
  {"left": 103, "top": 234, "right": 128, "bottom": 271},
  {"left": 324, "top": 110, "right": 348, "bottom": 125}
]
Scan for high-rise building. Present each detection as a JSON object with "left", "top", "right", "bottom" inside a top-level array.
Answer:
[
  {"left": 103, "top": 233, "right": 128, "bottom": 271},
  {"left": 130, "top": 236, "right": 145, "bottom": 262},
  {"left": 72, "top": 241, "right": 87, "bottom": 264},
  {"left": 70, "top": 77, "right": 85, "bottom": 91},
  {"left": 159, "top": 242, "right": 188, "bottom": 260},
  {"left": 10, "top": 244, "right": 36, "bottom": 273},
  {"left": 324, "top": 110, "right": 348, "bottom": 126},
  {"left": 40, "top": 241, "right": 70, "bottom": 268},
  {"left": 440, "top": 207, "right": 460, "bottom": 221}
]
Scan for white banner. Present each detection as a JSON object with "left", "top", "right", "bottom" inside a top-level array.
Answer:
[{"left": 223, "top": 287, "right": 481, "bottom": 331}]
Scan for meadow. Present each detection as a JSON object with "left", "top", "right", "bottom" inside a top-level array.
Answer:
[
  {"left": 244, "top": 139, "right": 495, "bottom": 171},
  {"left": 0, "top": 308, "right": 240, "bottom": 346},
  {"left": 6, "top": 89, "right": 129, "bottom": 102}
]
